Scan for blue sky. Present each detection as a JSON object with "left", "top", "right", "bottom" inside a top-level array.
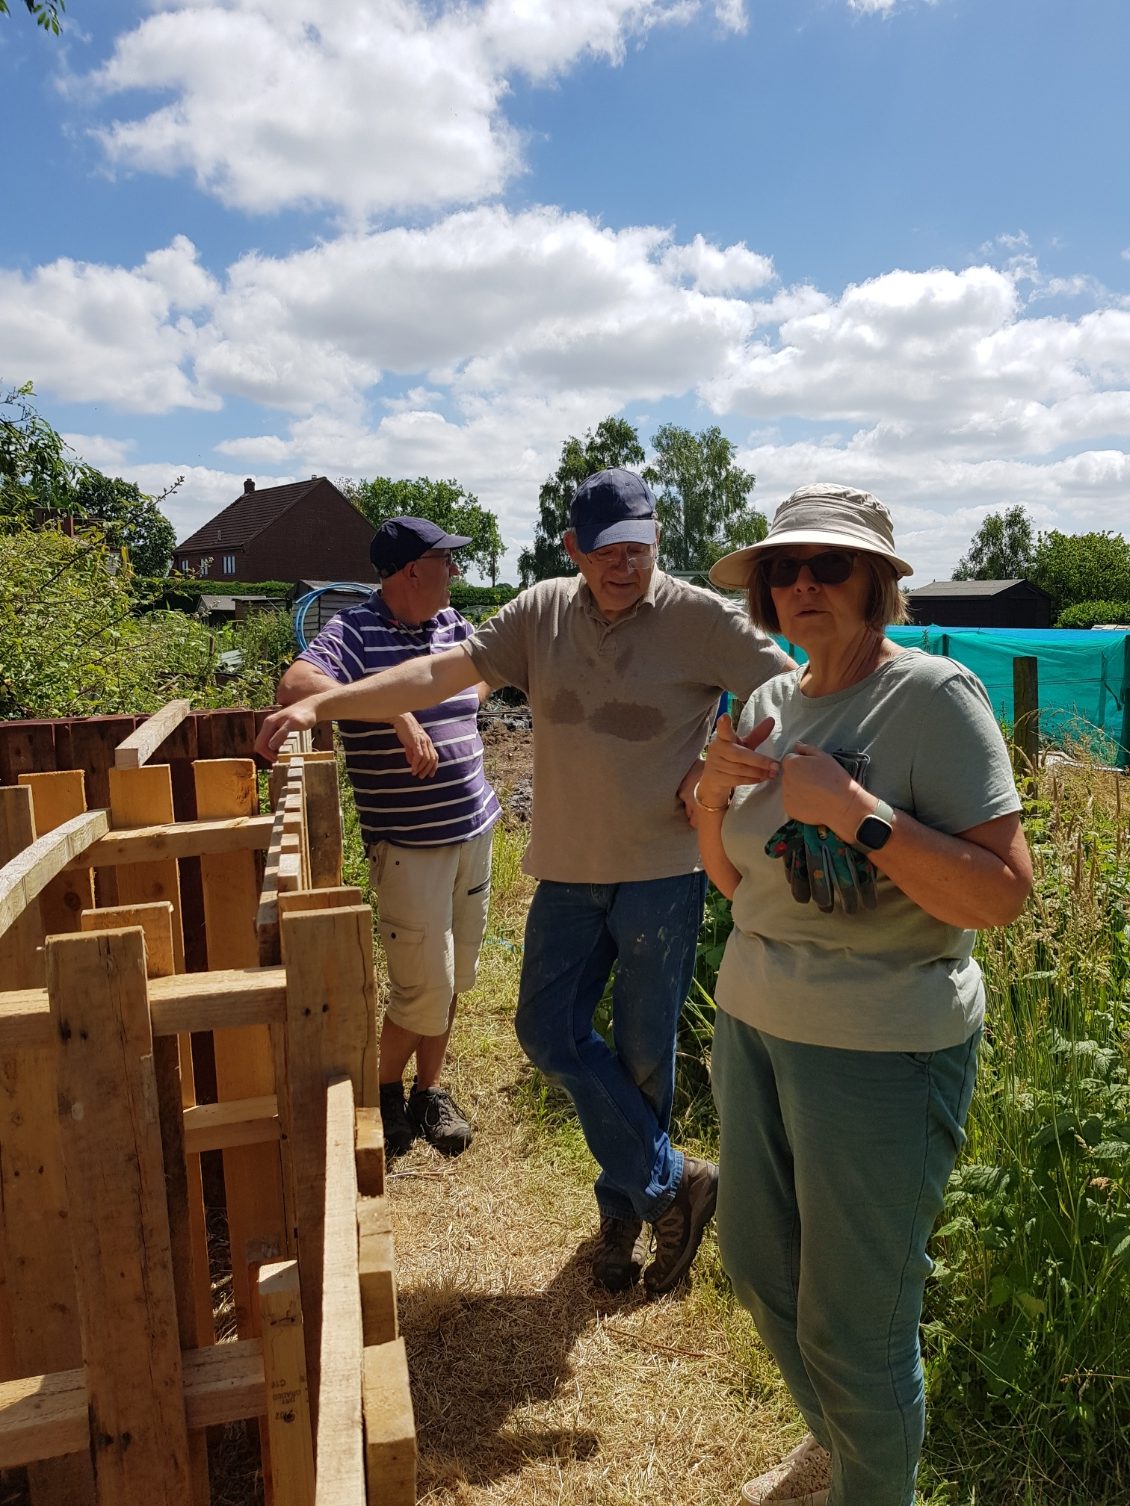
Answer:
[{"left": 3, "top": 0, "right": 1129, "bottom": 583}]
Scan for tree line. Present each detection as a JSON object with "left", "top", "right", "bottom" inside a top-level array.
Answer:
[{"left": 954, "top": 504, "right": 1130, "bottom": 625}]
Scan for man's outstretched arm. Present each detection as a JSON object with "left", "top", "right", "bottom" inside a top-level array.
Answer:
[{"left": 255, "top": 645, "right": 481, "bottom": 761}]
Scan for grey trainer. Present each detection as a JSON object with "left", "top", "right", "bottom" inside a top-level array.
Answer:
[
  {"left": 643, "top": 1156, "right": 719, "bottom": 1296},
  {"left": 379, "top": 1080, "right": 417, "bottom": 1158}
]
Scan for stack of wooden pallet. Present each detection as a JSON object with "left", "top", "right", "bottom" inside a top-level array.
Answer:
[{"left": 0, "top": 701, "right": 415, "bottom": 1505}]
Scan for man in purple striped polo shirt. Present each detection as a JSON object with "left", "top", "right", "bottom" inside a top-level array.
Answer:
[{"left": 275, "top": 517, "right": 500, "bottom": 1158}]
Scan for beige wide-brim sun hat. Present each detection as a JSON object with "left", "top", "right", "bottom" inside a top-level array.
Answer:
[{"left": 709, "top": 483, "right": 915, "bottom": 590}]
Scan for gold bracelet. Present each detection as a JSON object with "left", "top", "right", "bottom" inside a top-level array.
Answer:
[{"left": 693, "top": 782, "right": 731, "bottom": 813}]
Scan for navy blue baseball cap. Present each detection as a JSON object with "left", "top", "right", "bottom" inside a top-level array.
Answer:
[
  {"left": 370, "top": 516, "right": 472, "bottom": 576},
  {"left": 569, "top": 468, "right": 659, "bottom": 553}
]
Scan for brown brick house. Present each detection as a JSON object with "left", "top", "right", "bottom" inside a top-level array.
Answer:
[{"left": 173, "top": 477, "right": 378, "bottom": 584}]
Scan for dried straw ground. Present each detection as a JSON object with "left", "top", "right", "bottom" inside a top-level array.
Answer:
[{"left": 388, "top": 744, "right": 796, "bottom": 1506}]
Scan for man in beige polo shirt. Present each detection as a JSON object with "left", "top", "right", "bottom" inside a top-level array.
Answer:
[{"left": 257, "top": 469, "right": 790, "bottom": 1295}]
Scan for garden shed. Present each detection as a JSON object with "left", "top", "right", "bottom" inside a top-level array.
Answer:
[{"left": 906, "top": 579, "right": 1052, "bottom": 628}]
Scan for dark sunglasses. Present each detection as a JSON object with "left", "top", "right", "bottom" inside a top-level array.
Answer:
[{"left": 760, "top": 549, "right": 856, "bottom": 588}]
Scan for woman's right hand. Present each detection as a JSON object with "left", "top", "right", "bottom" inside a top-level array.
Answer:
[{"left": 698, "top": 714, "right": 779, "bottom": 807}]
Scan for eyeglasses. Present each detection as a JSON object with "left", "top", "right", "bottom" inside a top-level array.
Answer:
[
  {"left": 760, "top": 550, "right": 856, "bottom": 588},
  {"left": 419, "top": 550, "right": 454, "bottom": 565},
  {"left": 585, "top": 544, "right": 657, "bottom": 571}
]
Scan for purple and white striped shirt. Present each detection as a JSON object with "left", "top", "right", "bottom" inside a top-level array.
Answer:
[{"left": 300, "top": 593, "right": 500, "bottom": 850}]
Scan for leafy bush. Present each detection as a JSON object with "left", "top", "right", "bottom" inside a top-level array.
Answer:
[
  {"left": 1056, "top": 599, "right": 1130, "bottom": 628},
  {"left": 0, "top": 528, "right": 296, "bottom": 716}
]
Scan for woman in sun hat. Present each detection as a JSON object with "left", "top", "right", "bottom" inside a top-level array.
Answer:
[{"left": 692, "top": 484, "right": 1033, "bottom": 1506}]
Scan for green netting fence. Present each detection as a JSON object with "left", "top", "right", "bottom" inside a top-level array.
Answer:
[{"left": 774, "top": 626, "right": 1130, "bottom": 767}]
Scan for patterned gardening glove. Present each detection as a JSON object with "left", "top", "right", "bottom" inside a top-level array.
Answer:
[{"left": 764, "top": 819, "right": 878, "bottom": 915}]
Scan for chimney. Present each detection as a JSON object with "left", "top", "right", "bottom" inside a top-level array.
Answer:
[{"left": 244, "top": 478, "right": 255, "bottom": 493}]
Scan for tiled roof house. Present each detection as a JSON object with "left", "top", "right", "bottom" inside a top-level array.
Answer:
[{"left": 174, "top": 477, "right": 378, "bottom": 585}]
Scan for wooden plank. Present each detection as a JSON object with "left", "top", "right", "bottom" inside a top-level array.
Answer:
[
  {"left": 0, "top": 809, "right": 109, "bottom": 943},
  {"left": 108, "top": 765, "right": 186, "bottom": 972},
  {"left": 113, "top": 699, "right": 192, "bottom": 770},
  {"left": 78, "top": 901, "right": 211, "bottom": 1505},
  {"left": 258, "top": 1262, "right": 316, "bottom": 1506},
  {"left": 69, "top": 813, "right": 275, "bottom": 868},
  {"left": 357, "top": 1197, "right": 397, "bottom": 1347},
  {"left": 303, "top": 757, "right": 344, "bottom": 889},
  {"left": 196, "top": 709, "right": 258, "bottom": 762},
  {"left": 362, "top": 1339, "right": 416, "bottom": 1506},
  {"left": 19, "top": 771, "right": 94, "bottom": 937},
  {"left": 0, "top": 966, "right": 288, "bottom": 1053},
  {"left": 80, "top": 900, "right": 176, "bottom": 975},
  {"left": 47, "top": 927, "right": 191, "bottom": 1504},
  {"left": 355, "top": 1106, "right": 385, "bottom": 1199},
  {"left": 280, "top": 908, "right": 378, "bottom": 1438},
  {"left": 0, "top": 787, "right": 94, "bottom": 1504},
  {"left": 183, "top": 1095, "right": 280, "bottom": 1155},
  {"left": 0, "top": 785, "right": 43, "bottom": 991},
  {"left": 54, "top": 717, "right": 138, "bottom": 812},
  {"left": 197, "top": 759, "right": 287, "bottom": 1341},
  {"left": 278, "top": 886, "right": 364, "bottom": 918},
  {"left": 315, "top": 1077, "right": 364, "bottom": 1503},
  {"left": 0, "top": 1338, "right": 267, "bottom": 1469},
  {"left": 0, "top": 721, "right": 57, "bottom": 786}
]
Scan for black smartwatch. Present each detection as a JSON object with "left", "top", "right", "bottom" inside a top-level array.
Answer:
[{"left": 854, "top": 798, "right": 895, "bottom": 852}]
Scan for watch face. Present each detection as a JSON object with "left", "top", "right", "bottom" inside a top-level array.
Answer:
[{"left": 856, "top": 814, "right": 893, "bottom": 852}]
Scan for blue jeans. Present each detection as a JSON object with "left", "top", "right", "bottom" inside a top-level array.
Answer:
[
  {"left": 515, "top": 873, "right": 708, "bottom": 1222},
  {"left": 712, "top": 1010, "right": 980, "bottom": 1506}
]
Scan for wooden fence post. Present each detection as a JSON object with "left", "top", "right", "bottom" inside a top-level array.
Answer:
[
  {"left": 1012, "top": 655, "right": 1040, "bottom": 787},
  {"left": 47, "top": 927, "right": 192, "bottom": 1505}
]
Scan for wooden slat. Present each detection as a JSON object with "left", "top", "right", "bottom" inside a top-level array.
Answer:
[
  {"left": 315, "top": 1077, "right": 364, "bottom": 1504},
  {"left": 48, "top": 928, "right": 191, "bottom": 1504},
  {"left": 19, "top": 771, "right": 94, "bottom": 937},
  {"left": 277, "top": 887, "right": 364, "bottom": 919},
  {"left": 183, "top": 1095, "right": 280, "bottom": 1155},
  {"left": 0, "top": 785, "right": 94, "bottom": 1505},
  {"left": 108, "top": 765, "right": 186, "bottom": 972},
  {"left": 357, "top": 1197, "right": 397, "bottom": 1347},
  {"left": 197, "top": 758, "right": 288, "bottom": 1340},
  {"left": 362, "top": 1340, "right": 416, "bottom": 1506},
  {"left": 279, "top": 907, "right": 378, "bottom": 1440},
  {"left": 258, "top": 1262, "right": 316, "bottom": 1506},
  {"left": 78, "top": 901, "right": 211, "bottom": 1504},
  {"left": 355, "top": 1106, "right": 385, "bottom": 1199},
  {"left": 113, "top": 699, "right": 192, "bottom": 769},
  {"left": 0, "top": 966, "right": 288, "bottom": 1053},
  {"left": 303, "top": 758, "right": 343, "bottom": 889},
  {"left": 0, "top": 785, "right": 43, "bottom": 991},
  {"left": 0, "top": 720, "right": 57, "bottom": 786},
  {"left": 0, "top": 809, "right": 108, "bottom": 942},
  {"left": 68, "top": 813, "right": 274, "bottom": 868},
  {"left": 0, "top": 1338, "right": 267, "bottom": 1469}
]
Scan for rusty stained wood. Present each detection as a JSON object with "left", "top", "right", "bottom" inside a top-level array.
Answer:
[
  {"left": 112, "top": 699, "right": 192, "bottom": 770},
  {"left": 47, "top": 927, "right": 191, "bottom": 1504}
]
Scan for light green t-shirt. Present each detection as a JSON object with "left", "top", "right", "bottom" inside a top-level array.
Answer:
[
  {"left": 716, "top": 650, "right": 1022, "bottom": 1051},
  {"left": 462, "top": 572, "right": 792, "bottom": 883}
]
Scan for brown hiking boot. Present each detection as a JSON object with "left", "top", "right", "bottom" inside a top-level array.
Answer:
[
  {"left": 592, "top": 1214, "right": 648, "bottom": 1291},
  {"left": 643, "top": 1156, "right": 719, "bottom": 1296}
]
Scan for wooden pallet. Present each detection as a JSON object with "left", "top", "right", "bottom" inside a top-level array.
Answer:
[{"left": 0, "top": 705, "right": 414, "bottom": 1506}]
